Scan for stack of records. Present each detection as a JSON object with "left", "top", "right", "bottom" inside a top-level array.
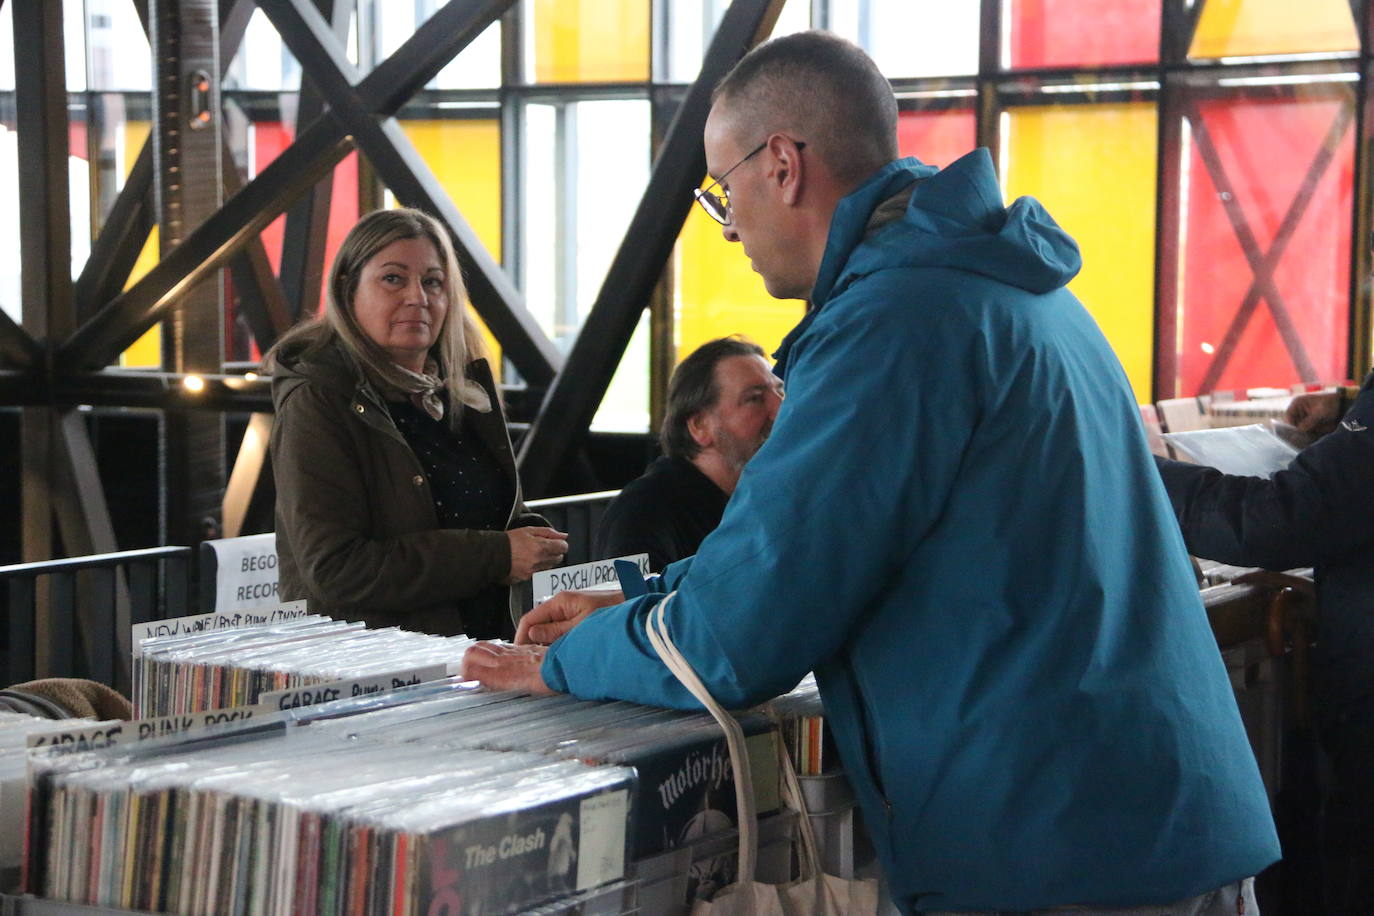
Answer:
[
  {"left": 1, "top": 711, "right": 108, "bottom": 876},
  {"left": 27, "top": 613, "right": 833, "bottom": 914},
  {"left": 771, "top": 675, "right": 828, "bottom": 775},
  {"left": 27, "top": 691, "right": 635, "bottom": 915},
  {"left": 134, "top": 616, "right": 474, "bottom": 717}
]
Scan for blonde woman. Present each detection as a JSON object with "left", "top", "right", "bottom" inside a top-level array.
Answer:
[{"left": 266, "top": 208, "right": 566, "bottom": 638}]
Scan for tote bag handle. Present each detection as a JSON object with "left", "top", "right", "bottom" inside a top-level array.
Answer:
[{"left": 645, "top": 591, "right": 758, "bottom": 884}]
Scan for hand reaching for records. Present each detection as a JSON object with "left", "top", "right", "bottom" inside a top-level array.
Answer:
[
  {"left": 1285, "top": 390, "right": 1342, "bottom": 437},
  {"left": 461, "top": 641, "right": 557, "bottom": 695},
  {"left": 515, "top": 587, "right": 625, "bottom": 645}
]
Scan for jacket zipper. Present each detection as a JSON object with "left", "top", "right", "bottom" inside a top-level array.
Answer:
[{"left": 843, "top": 657, "right": 893, "bottom": 819}]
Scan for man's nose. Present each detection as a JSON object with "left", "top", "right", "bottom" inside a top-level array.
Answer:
[
  {"left": 766, "top": 390, "right": 783, "bottom": 418},
  {"left": 721, "top": 223, "right": 740, "bottom": 243}
]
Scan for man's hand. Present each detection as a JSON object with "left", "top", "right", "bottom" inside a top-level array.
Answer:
[
  {"left": 461, "top": 642, "right": 557, "bottom": 695},
  {"left": 515, "top": 587, "right": 625, "bottom": 645},
  {"left": 1285, "top": 391, "right": 1341, "bottom": 437}
]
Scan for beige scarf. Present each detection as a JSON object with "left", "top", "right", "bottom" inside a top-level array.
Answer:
[{"left": 393, "top": 359, "right": 447, "bottom": 420}]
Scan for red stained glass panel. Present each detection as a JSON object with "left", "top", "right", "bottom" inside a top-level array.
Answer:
[
  {"left": 1174, "top": 95, "right": 1353, "bottom": 395},
  {"left": 897, "top": 109, "right": 977, "bottom": 169},
  {"left": 1007, "top": 0, "right": 1160, "bottom": 69}
]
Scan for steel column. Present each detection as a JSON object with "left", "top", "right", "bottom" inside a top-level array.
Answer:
[
  {"left": 73, "top": 0, "right": 257, "bottom": 327},
  {"left": 14, "top": 0, "right": 74, "bottom": 667},
  {"left": 516, "top": 0, "right": 787, "bottom": 496}
]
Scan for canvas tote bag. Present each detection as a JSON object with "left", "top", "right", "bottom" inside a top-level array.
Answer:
[{"left": 646, "top": 592, "right": 879, "bottom": 916}]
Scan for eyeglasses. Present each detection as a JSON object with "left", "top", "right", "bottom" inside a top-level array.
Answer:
[{"left": 693, "top": 140, "right": 806, "bottom": 226}]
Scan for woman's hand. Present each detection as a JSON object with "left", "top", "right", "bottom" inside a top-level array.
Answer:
[
  {"left": 506, "top": 526, "right": 569, "bottom": 583},
  {"left": 516, "top": 586, "right": 625, "bottom": 645}
]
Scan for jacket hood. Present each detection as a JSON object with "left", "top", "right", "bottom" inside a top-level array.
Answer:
[
  {"left": 813, "top": 147, "right": 1081, "bottom": 309},
  {"left": 268, "top": 333, "right": 362, "bottom": 408}
]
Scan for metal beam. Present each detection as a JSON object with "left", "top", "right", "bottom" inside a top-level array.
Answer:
[
  {"left": 221, "top": 137, "right": 293, "bottom": 352},
  {"left": 516, "top": 0, "right": 786, "bottom": 496},
  {"left": 0, "top": 308, "right": 39, "bottom": 370},
  {"left": 73, "top": 143, "right": 156, "bottom": 323},
  {"left": 59, "top": 0, "right": 528, "bottom": 374},
  {"left": 59, "top": 122, "right": 352, "bottom": 371},
  {"left": 278, "top": 0, "right": 350, "bottom": 323},
  {"left": 1350, "top": 31, "right": 1374, "bottom": 378},
  {"left": 257, "top": 0, "right": 562, "bottom": 384},
  {"left": 14, "top": 0, "right": 75, "bottom": 348}
]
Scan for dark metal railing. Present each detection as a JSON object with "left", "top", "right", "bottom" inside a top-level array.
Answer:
[
  {"left": 1, "top": 546, "right": 192, "bottom": 693},
  {"left": 526, "top": 490, "right": 620, "bottom": 567}
]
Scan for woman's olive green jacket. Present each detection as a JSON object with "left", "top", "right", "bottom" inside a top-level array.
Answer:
[{"left": 269, "top": 338, "right": 543, "bottom": 638}]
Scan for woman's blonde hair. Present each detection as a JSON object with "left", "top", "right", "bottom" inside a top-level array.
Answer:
[{"left": 267, "top": 207, "right": 492, "bottom": 414}]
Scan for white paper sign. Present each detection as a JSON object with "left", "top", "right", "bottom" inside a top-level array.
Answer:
[
  {"left": 204, "top": 532, "right": 280, "bottom": 612},
  {"left": 257, "top": 664, "right": 450, "bottom": 711},
  {"left": 26, "top": 704, "right": 268, "bottom": 751},
  {"left": 531, "top": 554, "right": 649, "bottom": 603},
  {"left": 576, "top": 788, "right": 629, "bottom": 890},
  {"left": 131, "top": 601, "right": 310, "bottom": 656}
]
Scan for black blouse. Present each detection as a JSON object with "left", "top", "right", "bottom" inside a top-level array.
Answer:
[{"left": 387, "top": 395, "right": 514, "bottom": 532}]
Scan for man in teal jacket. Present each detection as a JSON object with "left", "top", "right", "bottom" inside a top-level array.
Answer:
[{"left": 466, "top": 31, "right": 1279, "bottom": 913}]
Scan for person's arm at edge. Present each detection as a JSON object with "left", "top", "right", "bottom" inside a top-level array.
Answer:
[{"left": 1154, "top": 376, "right": 1374, "bottom": 568}]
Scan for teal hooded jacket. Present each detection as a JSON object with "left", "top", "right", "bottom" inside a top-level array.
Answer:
[{"left": 542, "top": 150, "right": 1279, "bottom": 911}]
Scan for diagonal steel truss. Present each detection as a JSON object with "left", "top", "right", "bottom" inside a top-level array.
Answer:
[{"left": 58, "top": 0, "right": 560, "bottom": 383}]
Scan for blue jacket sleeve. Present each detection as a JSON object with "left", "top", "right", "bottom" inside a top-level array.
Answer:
[
  {"left": 1155, "top": 378, "right": 1374, "bottom": 569},
  {"left": 542, "top": 289, "right": 982, "bottom": 709}
]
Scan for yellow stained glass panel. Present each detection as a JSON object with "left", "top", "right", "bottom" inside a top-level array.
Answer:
[
  {"left": 532, "top": 0, "right": 649, "bottom": 83},
  {"left": 675, "top": 198, "right": 804, "bottom": 369},
  {"left": 119, "top": 120, "right": 162, "bottom": 368},
  {"left": 1003, "top": 103, "right": 1158, "bottom": 400},
  {"left": 1191, "top": 0, "right": 1357, "bottom": 59},
  {"left": 402, "top": 118, "right": 504, "bottom": 376}
]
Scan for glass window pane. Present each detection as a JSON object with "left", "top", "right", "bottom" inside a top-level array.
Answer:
[
  {"left": 86, "top": 1, "right": 152, "bottom": 91},
  {"left": 829, "top": 0, "right": 978, "bottom": 78},
  {"left": 400, "top": 116, "right": 502, "bottom": 366},
  {"left": 1006, "top": 0, "right": 1160, "bottom": 69},
  {"left": 1165, "top": 82, "right": 1354, "bottom": 396},
  {"left": 522, "top": 99, "right": 652, "bottom": 430},
  {"left": 897, "top": 106, "right": 977, "bottom": 168},
  {"left": 526, "top": 0, "right": 649, "bottom": 83},
  {"left": 1003, "top": 101, "right": 1159, "bottom": 400},
  {"left": 0, "top": 2, "right": 11, "bottom": 92},
  {"left": 674, "top": 201, "right": 804, "bottom": 371},
  {"left": 1191, "top": 0, "right": 1358, "bottom": 60},
  {"left": 371, "top": 2, "right": 499, "bottom": 89},
  {"left": 664, "top": 0, "right": 809, "bottom": 83},
  {"left": 223, "top": 9, "right": 302, "bottom": 91},
  {"left": 64, "top": 0, "right": 86, "bottom": 91}
]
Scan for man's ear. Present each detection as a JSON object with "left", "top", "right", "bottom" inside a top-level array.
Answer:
[
  {"left": 687, "top": 411, "right": 714, "bottom": 450},
  {"left": 769, "top": 134, "right": 804, "bottom": 206}
]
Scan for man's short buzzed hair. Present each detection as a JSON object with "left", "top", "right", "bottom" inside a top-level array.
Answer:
[
  {"left": 661, "top": 336, "right": 768, "bottom": 461},
  {"left": 712, "top": 30, "right": 898, "bottom": 187}
]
